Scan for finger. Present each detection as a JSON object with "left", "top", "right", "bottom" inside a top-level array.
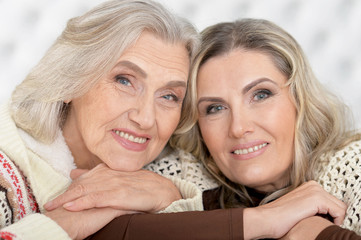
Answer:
[
  {"left": 300, "top": 181, "right": 347, "bottom": 219},
  {"left": 63, "top": 190, "right": 126, "bottom": 212},
  {"left": 62, "top": 190, "right": 152, "bottom": 212},
  {"left": 325, "top": 204, "right": 346, "bottom": 225},
  {"left": 70, "top": 168, "right": 89, "bottom": 180},
  {"left": 315, "top": 194, "right": 346, "bottom": 225},
  {"left": 44, "top": 184, "right": 88, "bottom": 211}
]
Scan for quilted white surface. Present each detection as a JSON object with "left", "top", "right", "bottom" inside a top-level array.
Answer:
[{"left": 0, "top": 0, "right": 360, "bottom": 129}]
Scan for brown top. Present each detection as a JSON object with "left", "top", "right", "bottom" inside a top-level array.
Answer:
[
  {"left": 316, "top": 225, "right": 361, "bottom": 240},
  {"left": 86, "top": 208, "right": 244, "bottom": 240},
  {"left": 86, "top": 187, "right": 361, "bottom": 240}
]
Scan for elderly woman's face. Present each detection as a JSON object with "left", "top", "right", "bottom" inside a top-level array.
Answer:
[
  {"left": 197, "top": 49, "right": 296, "bottom": 193},
  {"left": 65, "top": 32, "right": 189, "bottom": 171}
]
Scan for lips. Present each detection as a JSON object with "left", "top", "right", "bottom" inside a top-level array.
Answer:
[
  {"left": 111, "top": 129, "right": 151, "bottom": 152},
  {"left": 233, "top": 143, "right": 268, "bottom": 155},
  {"left": 113, "top": 130, "right": 147, "bottom": 144},
  {"left": 230, "top": 141, "right": 269, "bottom": 161}
]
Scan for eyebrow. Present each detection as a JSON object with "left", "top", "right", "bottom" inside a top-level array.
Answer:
[
  {"left": 197, "top": 78, "right": 277, "bottom": 107},
  {"left": 164, "top": 80, "right": 187, "bottom": 88},
  {"left": 243, "top": 78, "right": 277, "bottom": 94},
  {"left": 116, "top": 60, "right": 147, "bottom": 78},
  {"left": 115, "top": 60, "right": 186, "bottom": 88},
  {"left": 197, "top": 97, "right": 226, "bottom": 107}
]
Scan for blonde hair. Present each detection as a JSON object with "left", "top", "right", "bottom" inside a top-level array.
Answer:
[
  {"left": 11, "top": 0, "right": 199, "bottom": 143},
  {"left": 171, "top": 18, "right": 360, "bottom": 208}
]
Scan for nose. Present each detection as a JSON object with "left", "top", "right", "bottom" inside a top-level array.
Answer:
[
  {"left": 128, "top": 94, "right": 156, "bottom": 130},
  {"left": 229, "top": 109, "right": 253, "bottom": 138}
]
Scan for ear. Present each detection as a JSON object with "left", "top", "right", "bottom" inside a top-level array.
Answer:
[{"left": 64, "top": 100, "right": 72, "bottom": 104}]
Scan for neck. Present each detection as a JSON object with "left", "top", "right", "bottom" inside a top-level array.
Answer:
[{"left": 62, "top": 110, "right": 101, "bottom": 169}]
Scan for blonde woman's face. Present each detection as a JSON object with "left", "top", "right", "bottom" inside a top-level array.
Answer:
[
  {"left": 65, "top": 32, "right": 189, "bottom": 171},
  {"left": 197, "top": 49, "right": 296, "bottom": 193}
]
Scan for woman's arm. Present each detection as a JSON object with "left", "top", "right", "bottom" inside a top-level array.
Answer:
[
  {"left": 85, "top": 208, "right": 244, "bottom": 240},
  {"left": 86, "top": 181, "right": 347, "bottom": 240}
]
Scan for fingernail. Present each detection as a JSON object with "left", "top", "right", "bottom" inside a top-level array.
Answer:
[
  {"left": 63, "top": 201, "right": 74, "bottom": 209},
  {"left": 44, "top": 201, "right": 53, "bottom": 210}
]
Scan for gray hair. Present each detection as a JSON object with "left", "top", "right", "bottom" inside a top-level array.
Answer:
[{"left": 11, "top": 0, "right": 199, "bottom": 143}]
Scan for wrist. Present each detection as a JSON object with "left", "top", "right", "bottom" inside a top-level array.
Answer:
[
  {"left": 45, "top": 210, "right": 77, "bottom": 239},
  {"left": 243, "top": 207, "right": 273, "bottom": 240}
]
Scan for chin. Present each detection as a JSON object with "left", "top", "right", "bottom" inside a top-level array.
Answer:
[{"left": 107, "top": 160, "right": 144, "bottom": 172}]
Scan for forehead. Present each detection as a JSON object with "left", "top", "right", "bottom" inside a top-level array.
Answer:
[
  {"left": 115, "top": 32, "right": 190, "bottom": 80},
  {"left": 197, "top": 50, "right": 285, "bottom": 88}
]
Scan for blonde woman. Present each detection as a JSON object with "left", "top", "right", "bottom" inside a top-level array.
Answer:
[{"left": 180, "top": 18, "right": 361, "bottom": 239}]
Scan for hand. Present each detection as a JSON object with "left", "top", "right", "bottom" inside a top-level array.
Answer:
[
  {"left": 279, "top": 216, "right": 334, "bottom": 240},
  {"left": 45, "top": 206, "right": 136, "bottom": 240},
  {"left": 243, "top": 181, "right": 346, "bottom": 240},
  {"left": 44, "top": 163, "right": 182, "bottom": 213}
]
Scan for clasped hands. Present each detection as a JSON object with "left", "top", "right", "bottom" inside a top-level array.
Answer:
[{"left": 44, "top": 163, "right": 182, "bottom": 239}]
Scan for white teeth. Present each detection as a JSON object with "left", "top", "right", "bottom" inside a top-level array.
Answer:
[
  {"left": 234, "top": 143, "right": 267, "bottom": 155},
  {"left": 114, "top": 130, "right": 147, "bottom": 144}
]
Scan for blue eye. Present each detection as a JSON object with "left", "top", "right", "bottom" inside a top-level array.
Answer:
[
  {"left": 253, "top": 89, "right": 272, "bottom": 101},
  {"left": 116, "top": 75, "right": 131, "bottom": 86},
  {"left": 162, "top": 94, "right": 179, "bottom": 102},
  {"left": 206, "top": 104, "right": 224, "bottom": 114}
]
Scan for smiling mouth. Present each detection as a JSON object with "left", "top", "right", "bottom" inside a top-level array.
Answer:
[
  {"left": 113, "top": 130, "right": 148, "bottom": 144},
  {"left": 233, "top": 143, "right": 268, "bottom": 155}
]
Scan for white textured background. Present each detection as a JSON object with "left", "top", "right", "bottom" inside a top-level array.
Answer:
[{"left": 0, "top": 0, "right": 360, "bottom": 129}]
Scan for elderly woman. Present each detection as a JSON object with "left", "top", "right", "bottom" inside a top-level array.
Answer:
[
  {"left": 81, "top": 19, "right": 361, "bottom": 239},
  {"left": 0, "top": 0, "right": 202, "bottom": 239}
]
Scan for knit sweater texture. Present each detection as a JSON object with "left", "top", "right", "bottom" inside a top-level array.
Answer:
[{"left": 315, "top": 139, "right": 361, "bottom": 234}]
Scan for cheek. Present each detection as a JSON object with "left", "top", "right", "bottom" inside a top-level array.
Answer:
[
  {"left": 157, "top": 109, "right": 181, "bottom": 139},
  {"left": 199, "top": 119, "right": 222, "bottom": 156},
  {"left": 270, "top": 101, "right": 296, "bottom": 167},
  {"left": 266, "top": 97, "right": 296, "bottom": 140},
  {"left": 76, "top": 94, "right": 123, "bottom": 143}
]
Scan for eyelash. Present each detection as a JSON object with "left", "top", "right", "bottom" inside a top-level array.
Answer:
[
  {"left": 252, "top": 89, "right": 273, "bottom": 102},
  {"left": 115, "top": 75, "right": 132, "bottom": 86},
  {"left": 206, "top": 104, "right": 225, "bottom": 114},
  {"left": 162, "top": 94, "right": 180, "bottom": 102}
]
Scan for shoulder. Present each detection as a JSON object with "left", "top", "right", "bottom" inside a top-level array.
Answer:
[
  {"left": 144, "top": 148, "right": 200, "bottom": 176},
  {"left": 316, "top": 139, "right": 361, "bottom": 234},
  {"left": 143, "top": 148, "right": 184, "bottom": 176},
  {"left": 317, "top": 139, "right": 361, "bottom": 188},
  {"left": 317, "top": 139, "right": 361, "bottom": 176},
  {"left": 144, "top": 148, "right": 219, "bottom": 191}
]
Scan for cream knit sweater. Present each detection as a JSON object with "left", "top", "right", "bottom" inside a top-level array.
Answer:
[{"left": 315, "top": 139, "right": 361, "bottom": 235}]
